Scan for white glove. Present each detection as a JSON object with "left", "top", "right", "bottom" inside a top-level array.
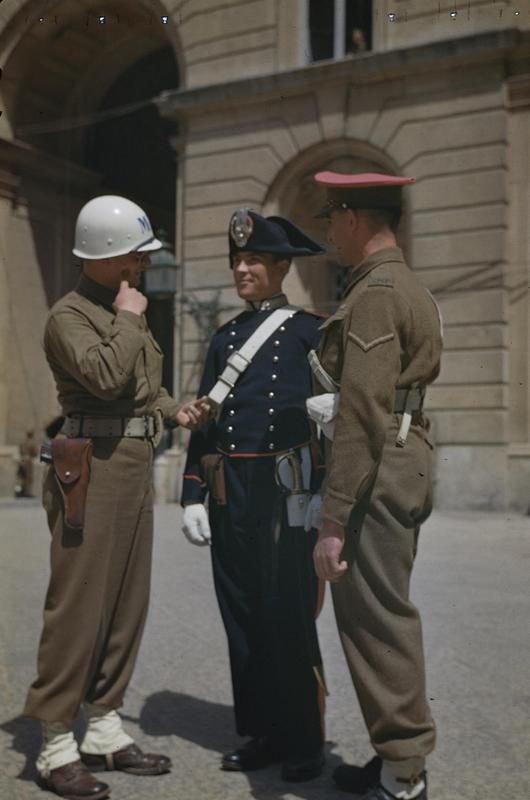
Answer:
[
  {"left": 304, "top": 493, "right": 322, "bottom": 532},
  {"left": 182, "top": 504, "right": 211, "bottom": 546}
]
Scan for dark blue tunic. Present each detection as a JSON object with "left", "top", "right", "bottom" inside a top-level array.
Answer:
[
  {"left": 181, "top": 302, "right": 326, "bottom": 756},
  {"left": 182, "top": 306, "right": 325, "bottom": 502}
]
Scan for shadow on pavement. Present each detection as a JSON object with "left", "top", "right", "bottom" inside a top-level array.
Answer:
[
  {"left": 123, "top": 690, "right": 236, "bottom": 752},
  {"left": 2, "top": 695, "right": 348, "bottom": 797},
  {"left": 1, "top": 714, "right": 85, "bottom": 783},
  {"left": 235, "top": 743, "right": 345, "bottom": 800},
  {"left": 1, "top": 715, "right": 40, "bottom": 781},
  {"left": 129, "top": 691, "right": 346, "bottom": 799}
]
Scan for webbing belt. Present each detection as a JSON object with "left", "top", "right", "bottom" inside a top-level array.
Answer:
[
  {"left": 307, "top": 350, "right": 425, "bottom": 446},
  {"left": 61, "top": 415, "right": 156, "bottom": 438}
]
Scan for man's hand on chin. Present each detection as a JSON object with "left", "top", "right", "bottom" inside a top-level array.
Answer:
[{"left": 313, "top": 519, "right": 348, "bottom": 582}]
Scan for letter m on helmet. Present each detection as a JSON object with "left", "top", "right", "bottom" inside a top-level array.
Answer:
[{"left": 138, "top": 215, "right": 151, "bottom": 233}]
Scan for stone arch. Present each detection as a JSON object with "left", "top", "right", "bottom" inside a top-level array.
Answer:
[
  {"left": 0, "top": 0, "right": 182, "bottom": 307},
  {"left": 0, "top": 0, "right": 184, "bottom": 146},
  {"left": 0, "top": 0, "right": 184, "bottom": 448},
  {"left": 262, "top": 137, "right": 408, "bottom": 311}
]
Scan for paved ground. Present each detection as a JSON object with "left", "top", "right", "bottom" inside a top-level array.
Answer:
[{"left": 0, "top": 499, "right": 529, "bottom": 800}]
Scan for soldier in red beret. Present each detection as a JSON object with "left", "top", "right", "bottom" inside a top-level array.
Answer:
[{"left": 310, "top": 172, "right": 442, "bottom": 800}]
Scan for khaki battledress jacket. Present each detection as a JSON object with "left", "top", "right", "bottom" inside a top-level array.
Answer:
[
  {"left": 317, "top": 246, "right": 442, "bottom": 527},
  {"left": 314, "top": 246, "right": 442, "bottom": 761},
  {"left": 24, "top": 273, "right": 180, "bottom": 722},
  {"left": 44, "top": 273, "right": 180, "bottom": 420}
]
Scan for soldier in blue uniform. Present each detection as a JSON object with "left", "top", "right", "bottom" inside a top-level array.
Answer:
[{"left": 180, "top": 209, "right": 327, "bottom": 782}]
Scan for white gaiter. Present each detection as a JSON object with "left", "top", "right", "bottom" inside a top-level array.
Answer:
[
  {"left": 80, "top": 703, "right": 134, "bottom": 755},
  {"left": 381, "top": 758, "right": 426, "bottom": 799},
  {"left": 36, "top": 722, "right": 79, "bottom": 777}
]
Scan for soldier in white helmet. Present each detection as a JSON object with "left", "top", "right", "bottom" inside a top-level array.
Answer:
[{"left": 24, "top": 196, "right": 210, "bottom": 800}]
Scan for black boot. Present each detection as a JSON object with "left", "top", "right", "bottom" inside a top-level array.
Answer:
[
  {"left": 333, "top": 755, "right": 382, "bottom": 793},
  {"left": 222, "top": 738, "right": 287, "bottom": 772},
  {"left": 281, "top": 748, "right": 325, "bottom": 782}
]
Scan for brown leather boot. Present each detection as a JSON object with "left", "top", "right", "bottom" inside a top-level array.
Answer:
[
  {"left": 37, "top": 759, "right": 110, "bottom": 799},
  {"left": 81, "top": 743, "right": 171, "bottom": 776}
]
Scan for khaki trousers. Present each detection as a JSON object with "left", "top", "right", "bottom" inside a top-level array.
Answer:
[
  {"left": 331, "top": 423, "right": 436, "bottom": 761},
  {"left": 24, "top": 437, "right": 154, "bottom": 723}
]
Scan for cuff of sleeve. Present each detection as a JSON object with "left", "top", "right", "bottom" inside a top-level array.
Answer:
[
  {"left": 157, "top": 399, "right": 182, "bottom": 421},
  {"left": 320, "top": 488, "right": 356, "bottom": 528},
  {"left": 181, "top": 475, "right": 207, "bottom": 506},
  {"left": 115, "top": 310, "right": 144, "bottom": 330}
]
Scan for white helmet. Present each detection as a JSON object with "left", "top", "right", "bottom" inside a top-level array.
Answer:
[{"left": 73, "top": 195, "right": 162, "bottom": 260}]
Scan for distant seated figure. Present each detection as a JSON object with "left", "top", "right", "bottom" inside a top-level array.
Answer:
[
  {"left": 16, "top": 430, "right": 38, "bottom": 498},
  {"left": 351, "top": 27, "right": 367, "bottom": 53}
]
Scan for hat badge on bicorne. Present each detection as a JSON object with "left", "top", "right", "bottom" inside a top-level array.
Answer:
[{"left": 229, "top": 208, "right": 254, "bottom": 248}]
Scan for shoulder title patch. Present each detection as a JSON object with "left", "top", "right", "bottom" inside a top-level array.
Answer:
[{"left": 368, "top": 274, "right": 394, "bottom": 287}]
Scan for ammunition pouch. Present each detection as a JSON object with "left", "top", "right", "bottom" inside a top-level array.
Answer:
[{"left": 306, "top": 393, "right": 340, "bottom": 440}]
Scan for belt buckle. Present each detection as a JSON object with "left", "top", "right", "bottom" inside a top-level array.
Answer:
[
  {"left": 218, "top": 374, "right": 235, "bottom": 390},
  {"left": 227, "top": 350, "right": 250, "bottom": 372}
]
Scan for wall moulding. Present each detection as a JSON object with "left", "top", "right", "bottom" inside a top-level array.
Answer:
[
  {"left": 506, "top": 75, "right": 530, "bottom": 110},
  {"left": 156, "top": 29, "right": 530, "bottom": 120},
  {"left": 0, "top": 138, "right": 100, "bottom": 189}
]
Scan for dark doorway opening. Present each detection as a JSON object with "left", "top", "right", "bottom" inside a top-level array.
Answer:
[{"left": 84, "top": 45, "right": 179, "bottom": 394}]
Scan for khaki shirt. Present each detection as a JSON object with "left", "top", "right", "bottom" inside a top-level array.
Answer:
[
  {"left": 317, "top": 247, "right": 442, "bottom": 527},
  {"left": 44, "top": 274, "right": 180, "bottom": 420}
]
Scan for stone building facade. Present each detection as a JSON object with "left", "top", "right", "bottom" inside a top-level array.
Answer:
[{"left": 0, "top": 0, "right": 529, "bottom": 509}]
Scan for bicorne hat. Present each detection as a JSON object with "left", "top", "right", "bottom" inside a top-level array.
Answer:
[{"left": 228, "top": 208, "right": 324, "bottom": 267}]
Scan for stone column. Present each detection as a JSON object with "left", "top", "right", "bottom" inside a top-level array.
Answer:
[
  {"left": 507, "top": 75, "right": 530, "bottom": 509},
  {"left": 0, "top": 138, "right": 99, "bottom": 496}
]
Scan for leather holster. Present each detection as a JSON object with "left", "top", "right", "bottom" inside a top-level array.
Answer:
[
  {"left": 199, "top": 453, "right": 227, "bottom": 506},
  {"left": 51, "top": 438, "right": 93, "bottom": 529}
]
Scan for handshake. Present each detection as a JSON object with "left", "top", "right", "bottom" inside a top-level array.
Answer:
[
  {"left": 181, "top": 493, "right": 322, "bottom": 545},
  {"left": 175, "top": 397, "right": 214, "bottom": 431}
]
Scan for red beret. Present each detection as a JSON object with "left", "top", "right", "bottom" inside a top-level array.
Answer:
[{"left": 314, "top": 171, "right": 415, "bottom": 217}]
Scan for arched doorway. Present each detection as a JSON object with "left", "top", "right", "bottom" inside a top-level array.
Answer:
[
  {"left": 263, "top": 139, "right": 408, "bottom": 313},
  {"left": 83, "top": 46, "right": 179, "bottom": 394},
  {"left": 0, "top": 1, "right": 181, "bottom": 448}
]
